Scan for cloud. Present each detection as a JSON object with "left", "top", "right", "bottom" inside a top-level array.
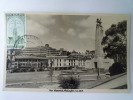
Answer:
[
  {"left": 78, "top": 28, "right": 95, "bottom": 40},
  {"left": 50, "top": 36, "right": 65, "bottom": 42},
  {"left": 73, "top": 16, "right": 95, "bottom": 40},
  {"left": 27, "top": 15, "right": 55, "bottom": 26},
  {"left": 78, "top": 33, "right": 87, "bottom": 39},
  {"left": 26, "top": 14, "right": 96, "bottom": 51},
  {"left": 26, "top": 19, "right": 49, "bottom": 38},
  {"left": 67, "top": 28, "right": 76, "bottom": 36},
  {"left": 75, "top": 17, "right": 90, "bottom": 28}
]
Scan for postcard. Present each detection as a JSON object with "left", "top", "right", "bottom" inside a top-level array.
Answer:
[{"left": 3, "top": 12, "right": 130, "bottom": 92}]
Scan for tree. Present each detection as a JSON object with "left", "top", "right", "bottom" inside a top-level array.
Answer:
[
  {"left": 7, "top": 59, "right": 11, "bottom": 70},
  {"left": 101, "top": 20, "right": 127, "bottom": 65},
  {"left": 58, "top": 76, "right": 80, "bottom": 89},
  {"left": 109, "top": 62, "right": 126, "bottom": 76}
]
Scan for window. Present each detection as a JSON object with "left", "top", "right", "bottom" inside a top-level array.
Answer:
[
  {"left": 83, "top": 61, "right": 85, "bottom": 65},
  {"left": 64, "top": 63, "right": 66, "bottom": 66}
]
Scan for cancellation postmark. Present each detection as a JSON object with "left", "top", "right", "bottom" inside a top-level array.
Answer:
[{"left": 6, "top": 13, "right": 26, "bottom": 49}]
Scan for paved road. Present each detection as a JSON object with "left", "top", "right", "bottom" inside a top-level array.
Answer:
[{"left": 91, "top": 73, "right": 127, "bottom": 89}]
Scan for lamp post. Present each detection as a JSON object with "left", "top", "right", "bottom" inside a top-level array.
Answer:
[
  {"left": 49, "top": 59, "right": 54, "bottom": 85},
  {"left": 97, "top": 67, "right": 101, "bottom": 79},
  {"left": 94, "top": 61, "right": 101, "bottom": 79}
]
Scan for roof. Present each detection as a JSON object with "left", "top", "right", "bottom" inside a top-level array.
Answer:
[
  {"left": 15, "top": 55, "right": 47, "bottom": 59},
  {"left": 15, "top": 55, "right": 91, "bottom": 60}
]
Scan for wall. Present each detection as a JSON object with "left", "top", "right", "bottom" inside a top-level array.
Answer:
[{"left": 0, "top": 0, "right": 133, "bottom": 100}]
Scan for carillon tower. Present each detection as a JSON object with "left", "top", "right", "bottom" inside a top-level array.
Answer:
[
  {"left": 94, "top": 18, "right": 104, "bottom": 69},
  {"left": 95, "top": 18, "right": 104, "bottom": 58},
  {"left": 13, "top": 20, "right": 18, "bottom": 43},
  {"left": 93, "top": 18, "right": 114, "bottom": 72}
]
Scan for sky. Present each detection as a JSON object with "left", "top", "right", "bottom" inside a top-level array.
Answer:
[{"left": 26, "top": 14, "right": 128, "bottom": 53}]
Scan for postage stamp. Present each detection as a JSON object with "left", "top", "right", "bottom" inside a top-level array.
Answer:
[{"left": 6, "top": 13, "right": 26, "bottom": 49}]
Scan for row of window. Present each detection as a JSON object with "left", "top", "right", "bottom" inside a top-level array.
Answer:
[
  {"left": 15, "top": 61, "right": 85, "bottom": 67},
  {"left": 56, "top": 62, "right": 85, "bottom": 67},
  {"left": 16, "top": 59, "right": 45, "bottom": 62},
  {"left": 15, "top": 63, "right": 39, "bottom": 66},
  {"left": 57, "top": 63, "right": 62, "bottom": 66}
]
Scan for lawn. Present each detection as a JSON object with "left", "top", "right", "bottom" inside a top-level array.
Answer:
[{"left": 6, "top": 70, "right": 107, "bottom": 89}]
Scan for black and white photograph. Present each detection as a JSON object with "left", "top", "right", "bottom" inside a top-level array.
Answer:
[{"left": 4, "top": 13, "right": 130, "bottom": 92}]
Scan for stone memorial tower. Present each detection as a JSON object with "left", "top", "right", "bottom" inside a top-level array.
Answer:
[
  {"left": 94, "top": 18, "right": 104, "bottom": 69},
  {"left": 93, "top": 18, "right": 114, "bottom": 71},
  {"left": 95, "top": 18, "right": 104, "bottom": 58}
]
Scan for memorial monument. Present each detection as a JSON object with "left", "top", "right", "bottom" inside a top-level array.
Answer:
[{"left": 93, "top": 18, "right": 114, "bottom": 72}]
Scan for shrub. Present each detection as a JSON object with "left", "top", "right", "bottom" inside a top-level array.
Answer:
[
  {"left": 58, "top": 76, "right": 80, "bottom": 89},
  {"left": 109, "top": 62, "right": 126, "bottom": 76}
]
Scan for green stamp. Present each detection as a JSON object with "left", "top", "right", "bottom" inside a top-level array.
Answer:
[{"left": 6, "top": 13, "right": 26, "bottom": 49}]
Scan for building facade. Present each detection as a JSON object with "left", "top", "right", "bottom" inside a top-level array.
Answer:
[
  {"left": 11, "top": 55, "right": 91, "bottom": 71},
  {"left": 21, "top": 44, "right": 69, "bottom": 56},
  {"left": 47, "top": 56, "right": 91, "bottom": 70}
]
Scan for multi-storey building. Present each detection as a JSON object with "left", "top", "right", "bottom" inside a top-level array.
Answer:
[
  {"left": 21, "top": 44, "right": 70, "bottom": 57},
  {"left": 21, "top": 44, "right": 60, "bottom": 56},
  {"left": 12, "top": 55, "right": 91, "bottom": 71},
  {"left": 14, "top": 55, "right": 48, "bottom": 71},
  {"left": 7, "top": 38, "right": 113, "bottom": 72},
  {"left": 47, "top": 55, "right": 91, "bottom": 70}
]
